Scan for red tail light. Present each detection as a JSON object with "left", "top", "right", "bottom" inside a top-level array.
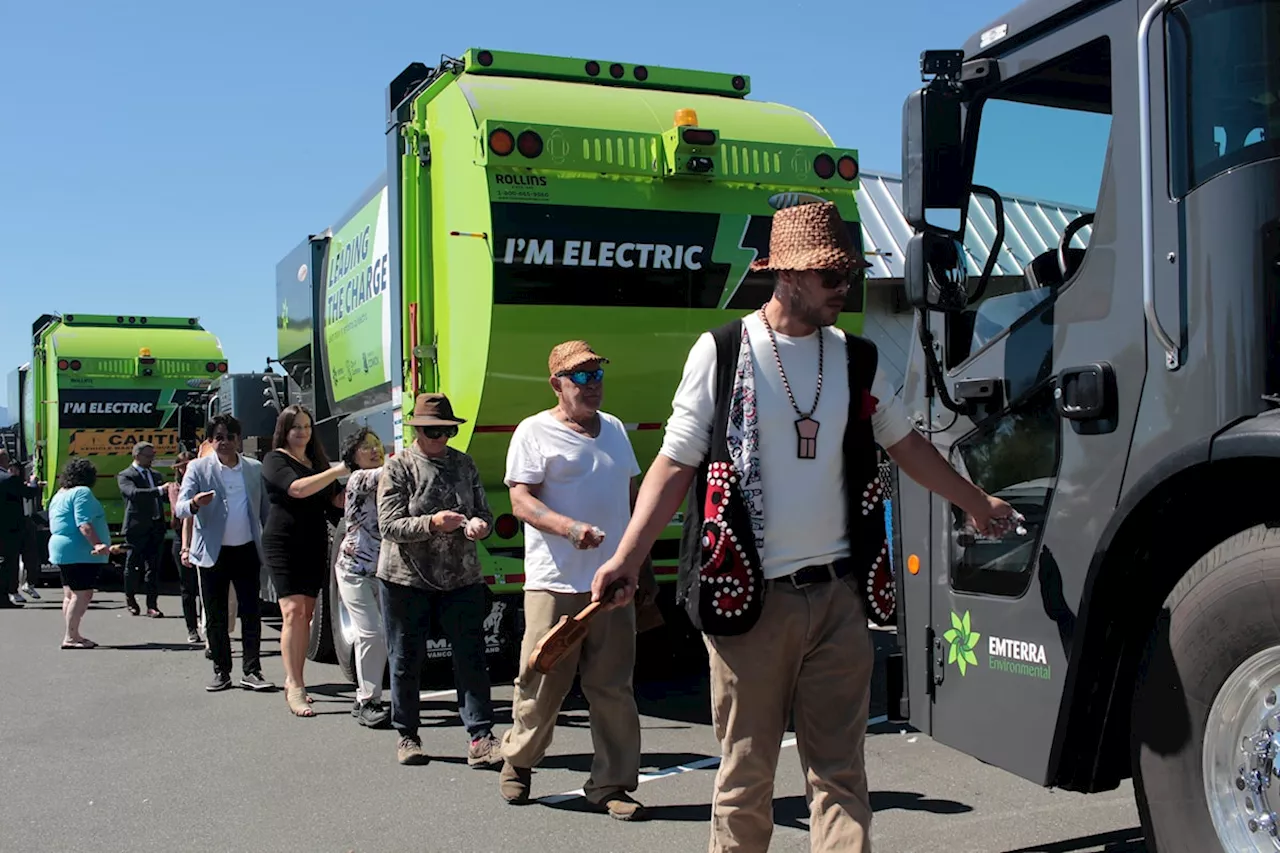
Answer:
[
  {"left": 217, "top": 362, "right": 228, "bottom": 373},
  {"left": 837, "top": 156, "right": 859, "bottom": 181},
  {"left": 495, "top": 514, "right": 520, "bottom": 539},
  {"left": 206, "top": 362, "right": 217, "bottom": 373},
  {"left": 57, "top": 359, "right": 69, "bottom": 371},
  {"left": 681, "top": 128, "right": 717, "bottom": 146},
  {"left": 517, "top": 130, "right": 543, "bottom": 159},
  {"left": 489, "top": 128, "right": 514, "bottom": 157},
  {"left": 69, "top": 360, "right": 82, "bottom": 371},
  {"left": 814, "top": 154, "right": 836, "bottom": 180}
]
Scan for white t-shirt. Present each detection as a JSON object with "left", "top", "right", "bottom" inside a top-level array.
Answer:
[
  {"left": 659, "top": 312, "right": 914, "bottom": 580},
  {"left": 505, "top": 410, "right": 642, "bottom": 594},
  {"left": 219, "top": 459, "right": 253, "bottom": 548}
]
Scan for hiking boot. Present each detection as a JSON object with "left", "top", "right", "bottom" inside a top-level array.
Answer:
[
  {"left": 397, "top": 736, "right": 430, "bottom": 766},
  {"left": 239, "top": 672, "right": 275, "bottom": 692},
  {"left": 356, "top": 700, "right": 391, "bottom": 729},
  {"left": 467, "top": 732, "right": 503, "bottom": 768},
  {"left": 206, "top": 672, "right": 232, "bottom": 692},
  {"left": 595, "top": 792, "right": 648, "bottom": 822},
  {"left": 499, "top": 761, "right": 532, "bottom": 804}
]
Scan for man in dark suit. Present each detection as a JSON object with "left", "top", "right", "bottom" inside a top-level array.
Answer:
[
  {"left": 0, "top": 449, "right": 41, "bottom": 609},
  {"left": 118, "top": 441, "right": 168, "bottom": 617}
]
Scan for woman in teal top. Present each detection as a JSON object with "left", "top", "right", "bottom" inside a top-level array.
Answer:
[{"left": 48, "top": 458, "right": 112, "bottom": 649}]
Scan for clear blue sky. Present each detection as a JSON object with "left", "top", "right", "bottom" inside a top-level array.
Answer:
[{"left": 2, "top": 0, "right": 1091, "bottom": 390}]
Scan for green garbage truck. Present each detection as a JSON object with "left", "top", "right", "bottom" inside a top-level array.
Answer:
[{"left": 274, "top": 48, "right": 872, "bottom": 680}]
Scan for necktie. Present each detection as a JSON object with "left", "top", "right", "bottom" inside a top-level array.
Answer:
[{"left": 146, "top": 469, "right": 161, "bottom": 520}]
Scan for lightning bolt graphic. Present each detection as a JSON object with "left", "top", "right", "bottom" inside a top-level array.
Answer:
[
  {"left": 157, "top": 389, "right": 180, "bottom": 429},
  {"left": 714, "top": 215, "right": 758, "bottom": 310}
]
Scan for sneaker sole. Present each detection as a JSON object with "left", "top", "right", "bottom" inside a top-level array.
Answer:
[
  {"left": 239, "top": 681, "right": 276, "bottom": 692},
  {"left": 468, "top": 755, "right": 504, "bottom": 769},
  {"left": 206, "top": 682, "right": 233, "bottom": 692},
  {"left": 398, "top": 754, "right": 431, "bottom": 766}
]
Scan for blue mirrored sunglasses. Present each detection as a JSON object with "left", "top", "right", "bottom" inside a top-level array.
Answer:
[{"left": 558, "top": 368, "right": 605, "bottom": 385}]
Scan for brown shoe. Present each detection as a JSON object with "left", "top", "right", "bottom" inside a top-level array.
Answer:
[
  {"left": 468, "top": 732, "right": 503, "bottom": 768},
  {"left": 397, "top": 736, "right": 430, "bottom": 766},
  {"left": 596, "top": 792, "right": 648, "bottom": 822},
  {"left": 499, "top": 760, "right": 532, "bottom": 803}
]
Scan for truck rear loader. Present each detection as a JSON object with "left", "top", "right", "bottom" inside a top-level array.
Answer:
[
  {"left": 8, "top": 313, "right": 227, "bottom": 578},
  {"left": 890, "top": 0, "right": 1280, "bottom": 849},
  {"left": 272, "top": 49, "right": 875, "bottom": 682}
]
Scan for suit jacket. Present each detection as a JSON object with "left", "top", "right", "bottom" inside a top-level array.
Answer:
[
  {"left": 174, "top": 453, "right": 270, "bottom": 571},
  {"left": 0, "top": 471, "right": 39, "bottom": 536},
  {"left": 117, "top": 464, "right": 168, "bottom": 538}
]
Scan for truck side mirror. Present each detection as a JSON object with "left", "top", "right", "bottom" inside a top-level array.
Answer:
[
  {"left": 902, "top": 84, "right": 967, "bottom": 232},
  {"left": 904, "top": 232, "right": 971, "bottom": 313}
]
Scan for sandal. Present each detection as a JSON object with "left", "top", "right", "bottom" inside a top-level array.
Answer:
[
  {"left": 61, "top": 639, "right": 97, "bottom": 649},
  {"left": 286, "top": 687, "right": 315, "bottom": 717}
]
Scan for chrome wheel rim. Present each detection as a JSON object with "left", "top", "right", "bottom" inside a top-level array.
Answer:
[{"left": 1204, "top": 646, "right": 1280, "bottom": 851}]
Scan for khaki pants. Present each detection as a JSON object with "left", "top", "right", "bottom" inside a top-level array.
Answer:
[
  {"left": 502, "top": 590, "right": 641, "bottom": 803},
  {"left": 705, "top": 573, "right": 874, "bottom": 853}
]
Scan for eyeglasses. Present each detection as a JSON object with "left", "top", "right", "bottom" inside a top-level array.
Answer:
[
  {"left": 210, "top": 432, "right": 237, "bottom": 443},
  {"left": 816, "top": 270, "right": 856, "bottom": 290},
  {"left": 557, "top": 368, "right": 605, "bottom": 386},
  {"left": 419, "top": 425, "right": 459, "bottom": 440}
]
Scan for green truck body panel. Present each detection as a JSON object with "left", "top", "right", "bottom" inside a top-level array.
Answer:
[
  {"left": 282, "top": 49, "right": 868, "bottom": 596},
  {"left": 30, "top": 314, "right": 225, "bottom": 532}
]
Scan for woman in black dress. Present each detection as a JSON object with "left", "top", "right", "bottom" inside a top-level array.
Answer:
[{"left": 261, "top": 405, "right": 346, "bottom": 717}]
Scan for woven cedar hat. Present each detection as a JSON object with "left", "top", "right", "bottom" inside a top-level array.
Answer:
[
  {"left": 749, "top": 201, "right": 871, "bottom": 273},
  {"left": 548, "top": 340, "right": 609, "bottom": 376}
]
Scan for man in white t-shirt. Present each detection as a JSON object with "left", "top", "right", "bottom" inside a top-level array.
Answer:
[
  {"left": 591, "top": 201, "right": 1019, "bottom": 852},
  {"left": 499, "top": 340, "right": 647, "bottom": 822}
]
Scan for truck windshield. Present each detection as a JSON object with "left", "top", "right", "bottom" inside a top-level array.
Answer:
[{"left": 1167, "top": 0, "right": 1280, "bottom": 196}]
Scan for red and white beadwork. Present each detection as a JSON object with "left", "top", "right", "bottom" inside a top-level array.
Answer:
[{"left": 699, "top": 461, "right": 757, "bottom": 620}]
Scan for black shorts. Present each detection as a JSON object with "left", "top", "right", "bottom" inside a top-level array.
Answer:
[{"left": 58, "top": 563, "right": 102, "bottom": 591}]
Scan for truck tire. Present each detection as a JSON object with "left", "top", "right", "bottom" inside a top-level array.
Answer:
[
  {"left": 327, "top": 521, "right": 358, "bottom": 684},
  {"left": 306, "top": 525, "right": 338, "bottom": 664},
  {"left": 1132, "top": 524, "right": 1280, "bottom": 852}
]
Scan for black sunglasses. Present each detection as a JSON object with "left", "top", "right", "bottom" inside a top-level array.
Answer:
[
  {"left": 816, "top": 270, "right": 856, "bottom": 290},
  {"left": 419, "top": 425, "right": 459, "bottom": 439}
]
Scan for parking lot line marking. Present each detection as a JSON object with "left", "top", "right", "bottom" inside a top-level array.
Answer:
[{"left": 539, "top": 715, "right": 889, "bottom": 804}]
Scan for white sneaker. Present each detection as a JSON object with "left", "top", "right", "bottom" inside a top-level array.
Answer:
[
  {"left": 19, "top": 584, "right": 40, "bottom": 600},
  {"left": 8, "top": 593, "right": 25, "bottom": 605}
]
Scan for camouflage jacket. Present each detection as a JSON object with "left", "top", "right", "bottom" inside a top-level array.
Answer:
[{"left": 375, "top": 444, "right": 493, "bottom": 592}]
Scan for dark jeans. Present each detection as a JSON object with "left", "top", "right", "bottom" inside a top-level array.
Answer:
[
  {"left": 381, "top": 579, "right": 494, "bottom": 741},
  {"left": 0, "top": 531, "right": 20, "bottom": 595},
  {"left": 173, "top": 539, "right": 200, "bottom": 634},
  {"left": 124, "top": 524, "right": 165, "bottom": 610},
  {"left": 198, "top": 543, "right": 263, "bottom": 677}
]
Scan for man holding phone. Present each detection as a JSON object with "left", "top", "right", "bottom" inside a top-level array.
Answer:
[{"left": 497, "top": 341, "right": 650, "bottom": 821}]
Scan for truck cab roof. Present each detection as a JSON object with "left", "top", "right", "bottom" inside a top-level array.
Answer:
[{"left": 963, "top": 0, "right": 1116, "bottom": 59}]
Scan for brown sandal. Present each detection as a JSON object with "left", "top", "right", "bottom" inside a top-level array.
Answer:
[{"left": 286, "top": 687, "right": 315, "bottom": 717}]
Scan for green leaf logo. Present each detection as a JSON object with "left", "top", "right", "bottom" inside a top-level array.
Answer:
[{"left": 943, "top": 610, "right": 981, "bottom": 676}]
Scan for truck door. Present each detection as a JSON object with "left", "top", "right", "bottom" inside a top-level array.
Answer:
[{"left": 906, "top": 5, "right": 1145, "bottom": 785}]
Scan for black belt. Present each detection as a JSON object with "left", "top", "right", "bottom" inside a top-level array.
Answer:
[{"left": 777, "top": 557, "right": 854, "bottom": 589}]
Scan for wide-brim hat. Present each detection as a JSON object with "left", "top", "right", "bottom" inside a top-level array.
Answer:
[
  {"left": 405, "top": 392, "right": 467, "bottom": 427},
  {"left": 548, "top": 340, "right": 609, "bottom": 377},
  {"left": 749, "top": 200, "right": 871, "bottom": 273}
]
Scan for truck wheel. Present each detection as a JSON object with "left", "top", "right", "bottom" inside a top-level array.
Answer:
[
  {"left": 306, "top": 525, "right": 338, "bottom": 664},
  {"left": 326, "top": 522, "right": 358, "bottom": 684},
  {"left": 1132, "top": 524, "right": 1280, "bottom": 852}
]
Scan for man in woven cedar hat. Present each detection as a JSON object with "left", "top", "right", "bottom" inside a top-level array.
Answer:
[{"left": 591, "top": 200, "right": 1019, "bottom": 852}]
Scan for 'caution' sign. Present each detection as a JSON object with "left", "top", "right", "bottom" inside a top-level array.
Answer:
[{"left": 67, "top": 429, "right": 182, "bottom": 457}]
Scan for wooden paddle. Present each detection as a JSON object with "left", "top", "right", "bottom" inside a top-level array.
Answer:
[{"left": 529, "top": 580, "right": 626, "bottom": 674}]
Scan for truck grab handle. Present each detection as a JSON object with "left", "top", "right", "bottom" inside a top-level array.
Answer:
[{"left": 1138, "top": 0, "right": 1181, "bottom": 371}]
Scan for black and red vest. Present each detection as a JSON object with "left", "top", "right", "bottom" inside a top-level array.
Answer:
[{"left": 676, "top": 317, "right": 895, "bottom": 636}]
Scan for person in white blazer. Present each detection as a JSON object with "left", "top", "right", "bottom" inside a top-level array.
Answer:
[{"left": 175, "top": 414, "right": 276, "bottom": 694}]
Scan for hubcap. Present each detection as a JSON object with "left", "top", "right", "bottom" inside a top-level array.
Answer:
[
  {"left": 1204, "top": 646, "right": 1280, "bottom": 851},
  {"left": 337, "top": 594, "right": 357, "bottom": 647}
]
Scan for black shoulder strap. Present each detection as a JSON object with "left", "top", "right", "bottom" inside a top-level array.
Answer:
[
  {"left": 844, "top": 329, "right": 879, "bottom": 397},
  {"left": 708, "top": 318, "right": 743, "bottom": 449}
]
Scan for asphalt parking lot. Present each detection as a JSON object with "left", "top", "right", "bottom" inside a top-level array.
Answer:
[{"left": 0, "top": 585, "right": 1146, "bottom": 853}]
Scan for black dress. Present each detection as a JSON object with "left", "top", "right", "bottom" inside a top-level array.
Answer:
[{"left": 261, "top": 450, "right": 342, "bottom": 599}]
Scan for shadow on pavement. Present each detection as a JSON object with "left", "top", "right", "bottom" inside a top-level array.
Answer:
[
  {"left": 105, "top": 642, "right": 206, "bottom": 652},
  {"left": 536, "top": 751, "right": 715, "bottom": 773},
  {"left": 1001, "top": 827, "right": 1145, "bottom": 852}
]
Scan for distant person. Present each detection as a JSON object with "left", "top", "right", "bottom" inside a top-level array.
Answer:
[
  {"left": 117, "top": 441, "right": 168, "bottom": 617},
  {"left": 334, "top": 426, "right": 391, "bottom": 729},
  {"left": 175, "top": 415, "right": 275, "bottom": 693},
  {"left": 0, "top": 450, "right": 41, "bottom": 608},
  {"left": 47, "top": 459, "right": 112, "bottom": 647},
  {"left": 166, "top": 451, "right": 202, "bottom": 644},
  {"left": 499, "top": 341, "right": 648, "bottom": 820},
  {"left": 261, "top": 405, "right": 345, "bottom": 717},
  {"left": 376, "top": 392, "right": 500, "bottom": 767},
  {"left": 10, "top": 461, "right": 44, "bottom": 601}
]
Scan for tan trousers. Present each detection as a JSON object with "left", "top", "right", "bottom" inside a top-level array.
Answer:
[
  {"left": 501, "top": 590, "right": 641, "bottom": 803},
  {"left": 706, "top": 573, "right": 875, "bottom": 853}
]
